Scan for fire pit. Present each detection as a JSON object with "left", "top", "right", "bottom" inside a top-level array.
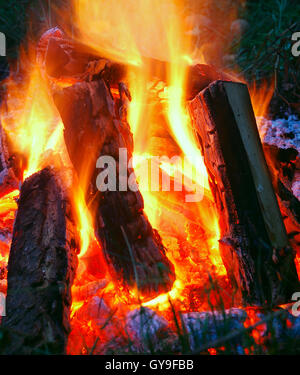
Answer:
[{"left": 0, "top": 0, "right": 299, "bottom": 356}]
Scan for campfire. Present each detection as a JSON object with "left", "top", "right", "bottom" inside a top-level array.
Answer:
[{"left": 0, "top": 0, "right": 299, "bottom": 355}]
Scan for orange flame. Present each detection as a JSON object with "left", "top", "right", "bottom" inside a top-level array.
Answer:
[
  {"left": 72, "top": 186, "right": 94, "bottom": 259},
  {"left": 1, "top": 65, "right": 65, "bottom": 179},
  {"left": 70, "top": 0, "right": 227, "bottom": 311},
  {"left": 1, "top": 56, "right": 94, "bottom": 260}
]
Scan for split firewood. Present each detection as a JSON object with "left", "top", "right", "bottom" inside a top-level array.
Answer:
[
  {"left": 0, "top": 167, "right": 79, "bottom": 355},
  {"left": 188, "top": 80, "right": 299, "bottom": 306}
]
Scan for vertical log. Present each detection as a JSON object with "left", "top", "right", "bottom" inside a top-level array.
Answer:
[
  {"left": 52, "top": 79, "right": 175, "bottom": 298},
  {"left": 0, "top": 167, "right": 78, "bottom": 354},
  {"left": 188, "top": 80, "right": 299, "bottom": 306}
]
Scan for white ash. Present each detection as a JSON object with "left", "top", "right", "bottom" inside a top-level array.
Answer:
[
  {"left": 255, "top": 309, "right": 300, "bottom": 342},
  {"left": 125, "top": 307, "right": 169, "bottom": 351},
  {"left": 181, "top": 308, "right": 247, "bottom": 352},
  {"left": 259, "top": 115, "right": 300, "bottom": 201},
  {"left": 292, "top": 174, "right": 300, "bottom": 201},
  {"left": 259, "top": 115, "right": 300, "bottom": 153}
]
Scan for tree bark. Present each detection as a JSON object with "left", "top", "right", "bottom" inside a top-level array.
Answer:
[
  {"left": 188, "top": 80, "right": 299, "bottom": 306},
  {"left": 0, "top": 167, "right": 78, "bottom": 354}
]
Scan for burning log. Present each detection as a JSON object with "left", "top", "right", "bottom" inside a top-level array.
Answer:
[
  {"left": 0, "top": 167, "right": 78, "bottom": 355},
  {"left": 188, "top": 80, "right": 299, "bottom": 306},
  {"left": 37, "top": 27, "right": 175, "bottom": 297},
  {"left": 36, "top": 27, "right": 232, "bottom": 99},
  {"left": 36, "top": 27, "right": 126, "bottom": 86},
  {"left": 52, "top": 78, "right": 175, "bottom": 297}
]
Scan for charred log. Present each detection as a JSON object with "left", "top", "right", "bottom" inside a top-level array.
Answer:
[
  {"left": 0, "top": 121, "right": 19, "bottom": 198},
  {"left": 188, "top": 80, "right": 299, "bottom": 306},
  {"left": 0, "top": 167, "right": 78, "bottom": 354},
  {"left": 262, "top": 138, "right": 300, "bottom": 256},
  {"left": 263, "top": 143, "right": 300, "bottom": 223},
  {"left": 52, "top": 78, "right": 175, "bottom": 298},
  {"left": 37, "top": 28, "right": 232, "bottom": 100}
]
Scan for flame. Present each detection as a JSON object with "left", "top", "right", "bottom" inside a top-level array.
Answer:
[
  {"left": 143, "top": 280, "right": 184, "bottom": 309},
  {"left": 70, "top": 0, "right": 226, "bottom": 311},
  {"left": 0, "top": 55, "right": 96, "bottom": 261},
  {"left": 0, "top": 0, "right": 290, "bottom": 355},
  {"left": 1, "top": 65, "right": 65, "bottom": 179},
  {"left": 0, "top": 190, "right": 19, "bottom": 215},
  {"left": 249, "top": 80, "right": 275, "bottom": 131},
  {"left": 72, "top": 0, "right": 183, "bottom": 66},
  {"left": 0, "top": 189, "right": 19, "bottom": 264},
  {"left": 72, "top": 186, "right": 94, "bottom": 259}
]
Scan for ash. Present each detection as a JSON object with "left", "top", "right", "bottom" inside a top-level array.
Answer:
[{"left": 259, "top": 115, "right": 300, "bottom": 153}]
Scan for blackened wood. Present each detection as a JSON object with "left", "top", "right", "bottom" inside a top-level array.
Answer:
[
  {"left": 263, "top": 144, "right": 300, "bottom": 226},
  {"left": 262, "top": 144, "right": 300, "bottom": 256},
  {"left": 0, "top": 167, "right": 78, "bottom": 354},
  {"left": 52, "top": 79, "right": 175, "bottom": 298},
  {"left": 0, "top": 121, "right": 19, "bottom": 198},
  {"left": 186, "top": 64, "right": 233, "bottom": 100},
  {"left": 188, "top": 80, "right": 299, "bottom": 306}
]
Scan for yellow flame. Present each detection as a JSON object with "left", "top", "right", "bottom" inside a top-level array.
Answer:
[
  {"left": 1, "top": 60, "right": 94, "bottom": 258},
  {"left": 143, "top": 280, "right": 184, "bottom": 309},
  {"left": 249, "top": 80, "right": 275, "bottom": 131},
  {"left": 73, "top": 187, "right": 94, "bottom": 258},
  {"left": 71, "top": 0, "right": 225, "bottom": 296},
  {"left": 1, "top": 66, "right": 65, "bottom": 178},
  {"left": 0, "top": 190, "right": 19, "bottom": 215}
]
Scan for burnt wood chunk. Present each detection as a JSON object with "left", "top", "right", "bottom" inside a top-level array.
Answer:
[
  {"left": 0, "top": 167, "right": 78, "bottom": 354},
  {"left": 0, "top": 121, "right": 19, "bottom": 198},
  {"left": 188, "top": 80, "right": 299, "bottom": 306},
  {"left": 262, "top": 141, "right": 300, "bottom": 226},
  {"left": 52, "top": 79, "right": 175, "bottom": 298}
]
